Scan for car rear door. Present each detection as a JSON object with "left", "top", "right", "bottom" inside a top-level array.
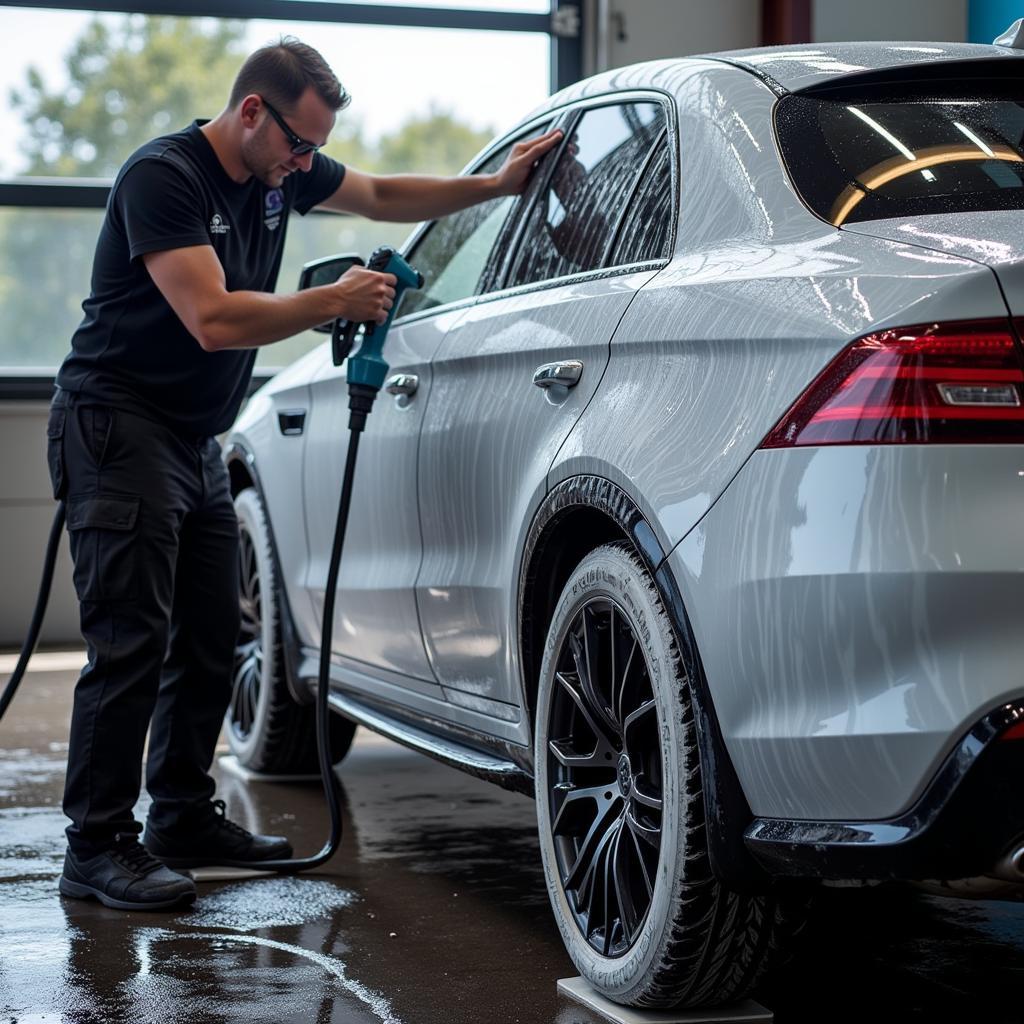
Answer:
[{"left": 414, "top": 97, "right": 673, "bottom": 716}]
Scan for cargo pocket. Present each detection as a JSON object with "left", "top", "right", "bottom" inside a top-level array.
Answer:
[
  {"left": 78, "top": 405, "right": 114, "bottom": 468},
  {"left": 46, "top": 406, "right": 67, "bottom": 501},
  {"left": 66, "top": 494, "right": 141, "bottom": 601}
]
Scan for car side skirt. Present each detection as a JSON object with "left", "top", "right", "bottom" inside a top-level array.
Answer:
[{"left": 327, "top": 689, "right": 533, "bottom": 796}]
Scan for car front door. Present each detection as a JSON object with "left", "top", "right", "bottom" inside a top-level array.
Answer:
[
  {"left": 301, "top": 133, "right": 541, "bottom": 693},
  {"left": 415, "top": 98, "right": 672, "bottom": 719}
]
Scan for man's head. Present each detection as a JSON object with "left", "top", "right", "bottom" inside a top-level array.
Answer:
[{"left": 229, "top": 38, "right": 349, "bottom": 188}]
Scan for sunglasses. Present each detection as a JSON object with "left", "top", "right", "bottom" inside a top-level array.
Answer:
[{"left": 262, "top": 96, "right": 350, "bottom": 155}]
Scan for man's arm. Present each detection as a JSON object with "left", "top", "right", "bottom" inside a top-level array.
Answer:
[
  {"left": 143, "top": 245, "right": 395, "bottom": 352},
  {"left": 318, "top": 128, "right": 563, "bottom": 221}
]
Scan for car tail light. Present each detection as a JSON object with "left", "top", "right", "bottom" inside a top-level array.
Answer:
[
  {"left": 1002, "top": 720, "right": 1024, "bottom": 741},
  {"left": 761, "top": 319, "right": 1024, "bottom": 447}
]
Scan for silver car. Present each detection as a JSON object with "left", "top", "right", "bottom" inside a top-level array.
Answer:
[{"left": 224, "top": 40, "right": 1024, "bottom": 1009}]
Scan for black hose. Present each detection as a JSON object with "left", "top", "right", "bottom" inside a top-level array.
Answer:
[
  {"left": 253, "top": 395, "right": 370, "bottom": 871},
  {"left": 0, "top": 500, "right": 66, "bottom": 721}
]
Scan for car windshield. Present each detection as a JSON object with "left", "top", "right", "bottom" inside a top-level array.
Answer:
[{"left": 775, "top": 93, "right": 1024, "bottom": 226}]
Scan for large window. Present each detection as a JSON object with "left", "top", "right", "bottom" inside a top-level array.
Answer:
[
  {"left": 776, "top": 89, "right": 1024, "bottom": 227},
  {"left": 0, "top": 3, "right": 554, "bottom": 371}
]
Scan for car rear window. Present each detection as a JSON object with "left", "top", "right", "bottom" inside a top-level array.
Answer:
[{"left": 776, "top": 93, "right": 1024, "bottom": 226}]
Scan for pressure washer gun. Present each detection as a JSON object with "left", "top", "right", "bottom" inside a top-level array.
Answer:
[{"left": 331, "top": 246, "right": 424, "bottom": 431}]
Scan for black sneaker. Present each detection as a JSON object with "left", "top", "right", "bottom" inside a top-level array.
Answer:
[
  {"left": 143, "top": 799, "right": 293, "bottom": 869},
  {"left": 59, "top": 834, "right": 197, "bottom": 911}
]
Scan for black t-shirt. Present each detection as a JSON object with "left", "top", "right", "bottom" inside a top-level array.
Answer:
[{"left": 56, "top": 120, "right": 345, "bottom": 437}]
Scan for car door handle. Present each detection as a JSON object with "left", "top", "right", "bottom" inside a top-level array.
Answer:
[
  {"left": 385, "top": 373, "right": 419, "bottom": 397},
  {"left": 533, "top": 360, "right": 583, "bottom": 389},
  {"left": 277, "top": 409, "right": 306, "bottom": 436}
]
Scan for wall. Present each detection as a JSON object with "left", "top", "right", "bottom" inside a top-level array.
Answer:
[
  {"left": 0, "top": 403, "right": 78, "bottom": 647},
  {"left": 588, "top": 0, "right": 761, "bottom": 74},
  {"left": 591, "top": 1, "right": 976, "bottom": 74},
  {"left": 968, "top": 0, "right": 1024, "bottom": 43},
  {"left": 813, "top": 0, "right": 968, "bottom": 43}
]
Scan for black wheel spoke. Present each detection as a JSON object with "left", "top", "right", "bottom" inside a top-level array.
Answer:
[
  {"left": 551, "top": 782, "right": 615, "bottom": 837},
  {"left": 230, "top": 665, "right": 246, "bottom": 724},
  {"left": 549, "top": 737, "right": 614, "bottom": 770},
  {"left": 230, "top": 522, "right": 265, "bottom": 743},
  {"left": 626, "top": 806, "right": 661, "bottom": 850},
  {"left": 606, "top": 605, "right": 618, "bottom": 726},
  {"left": 629, "top": 825, "right": 655, "bottom": 898},
  {"left": 600, "top": 825, "right": 616, "bottom": 956},
  {"left": 245, "top": 674, "right": 257, "bottom": 732},
  {"left": 615, "top": 636, "right": 638, "bottom": 727},
  {"left": 572, "top": 614, "right": 619, "bottom": 738},
  {"left": 623, "top": 697, "right": 657, "bottom": 733},
  {"left": 631, "top": 774, "right": 663, "bottom": 812},
  {"left": 574, "top": 812, "right": 619, "bottom": 927},
  {"left": 563, "top": 796, "right": 622, "bottom": 893},
  {"left": 611, "top": 826, "right": 640, "bottom": 943},
  {"left": 555, "top": 671, "right": 619, "bottom": 753}
]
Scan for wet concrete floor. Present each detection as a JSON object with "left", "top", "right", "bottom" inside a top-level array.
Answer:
[{"left": 2, "top": 657, "right": 1024, "bottom": 1023}]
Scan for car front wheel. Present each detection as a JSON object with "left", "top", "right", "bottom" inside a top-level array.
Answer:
[
  {"left": 229, "top": 486, "right": 356, "bottom": 774},
  {"left": 535, "top": 541, "right": 800, "bottom": 1008}
]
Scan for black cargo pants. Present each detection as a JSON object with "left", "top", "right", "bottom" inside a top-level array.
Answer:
[{"left": 47, "top": 389, "right": 241, "bottom": 854}]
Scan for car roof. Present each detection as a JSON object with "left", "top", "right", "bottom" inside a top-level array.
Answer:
[
  {"left": 524, "top": 41, "right": 1024, "bottom": 124},
  {"left": 703, "top": 41, "right": 1023, "bottom": 94},
  {"left": 513, "top": 40, "right": 1024, "bottom": 137}
]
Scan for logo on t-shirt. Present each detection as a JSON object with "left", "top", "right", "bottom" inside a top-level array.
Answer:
[
  {"left": 264, "top": 189, "right": 284, "bottom": 231},
  {"left": 209, "top": 213, "right": 230, "bottom": 235}
]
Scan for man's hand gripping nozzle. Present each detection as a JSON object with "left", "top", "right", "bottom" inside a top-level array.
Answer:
[{"left": 331, "top": 246, "right": 425, "bottom": 432}]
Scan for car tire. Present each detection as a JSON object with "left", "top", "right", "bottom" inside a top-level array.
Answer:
[
  {"left": 228, "top": 487, "right": 356, "bottom": 774},
  {"left": 535, "top": 541, "right": 801, "bottom": 1008}
]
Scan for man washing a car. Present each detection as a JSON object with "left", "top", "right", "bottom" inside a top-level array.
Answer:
[{"left": 49, "top": 36, "right": 561, "bottom": 911}]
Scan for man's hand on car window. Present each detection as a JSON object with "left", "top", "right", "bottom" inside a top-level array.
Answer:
[{"left": 493, "top": 128, "right": 564, "bottom": 196}]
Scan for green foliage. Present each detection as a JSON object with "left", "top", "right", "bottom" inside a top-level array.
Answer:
[
  {"left": 11, "top": 16, "right": 248, "bottom": 177},
  {"left": 376, "top": 105, "right": 493, "bottom": 175}
]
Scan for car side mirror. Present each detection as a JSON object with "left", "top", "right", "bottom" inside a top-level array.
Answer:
[{"left": 298, "top": 253, "right": 365, "bottom": 333}]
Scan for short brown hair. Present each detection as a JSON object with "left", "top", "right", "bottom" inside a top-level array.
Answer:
[{"left": 229, "top": 37, "right": 348, "bottom": 112}]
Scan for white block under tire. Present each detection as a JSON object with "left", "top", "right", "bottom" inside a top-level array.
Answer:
[
  {"left": 534, "top": 541, "right": 803, "bottom": 1008},
  {"left": 229, "top": 486, "right": 356, "bottom": 774}
]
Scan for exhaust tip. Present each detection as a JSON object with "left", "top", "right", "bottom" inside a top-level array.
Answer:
[
  {"left": 1010, "top": 845, "right": 1024, "bottom": 878},
  {"left": 991, "top": 842, "right": 1024, "bottom": 883}
]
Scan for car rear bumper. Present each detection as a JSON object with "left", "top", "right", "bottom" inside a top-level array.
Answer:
[
  {"left": 744, "top": 699, "right": 1024, "bottom": 881},
  {"left": 668, "top": 444, "right": 1024, "bottom": 822}
]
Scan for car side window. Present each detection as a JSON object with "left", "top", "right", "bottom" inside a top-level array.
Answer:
[
  {"left": 607, "top": 137, "right": 673, "bottom": 266},
  {"left": 505, "top": 102, "right": 665, "bottom": 288},
  {"left": 396, "top": 127, "right": 549, "bottom": 319}
]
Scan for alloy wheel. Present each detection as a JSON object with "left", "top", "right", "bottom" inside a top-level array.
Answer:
[{"left": 546, "top": 597, "right": 664, "bottom": 957}]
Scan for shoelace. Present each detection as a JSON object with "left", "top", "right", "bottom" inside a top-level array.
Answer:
[
  {"left": 110, "top": 835, "right": 164, "bottom": 875},
  {"left": 211, "top": 799, "right": 254, "bottom": 839}
]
